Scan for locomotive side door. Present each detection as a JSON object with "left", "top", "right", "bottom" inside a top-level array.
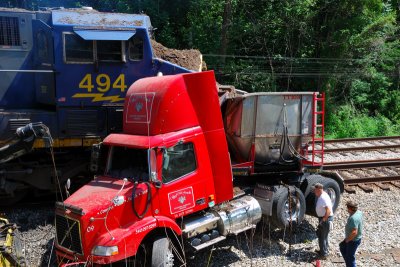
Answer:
[{"left": 33, "top": 19, "right": 55, "bottom": 105}]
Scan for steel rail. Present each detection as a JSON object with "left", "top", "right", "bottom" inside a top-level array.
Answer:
[
  {"left": 312, "top": 136, "right": 400, "bottom": 186},
  {"left": 342, "top": 174, "right": 400, "bottom": 185},
  {"left": 323, "top": 159, "right": 400, "bottom": 170},
  {"left": 320, "top": 136, "right": 400, "bottom": 143},
  {"left": 324, "top": 144, "right": 400, "bottom": 153}
]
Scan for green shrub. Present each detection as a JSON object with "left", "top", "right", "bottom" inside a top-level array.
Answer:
[{"left": 325, "top": 105, "right": 399, "bottom": 139}]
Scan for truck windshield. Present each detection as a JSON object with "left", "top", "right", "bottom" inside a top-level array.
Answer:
[{"left": 106, "top": 146, "right": 148, "bottom": 180}]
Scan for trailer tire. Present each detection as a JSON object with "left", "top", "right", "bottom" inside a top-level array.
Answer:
[
  {"left": 302, "top": 175, "right": 341, "bottom": 217},
  {"left": 152, "top": 237, "right": 174, "bottom": 267},
  {"left": 271, "top": 186, "right": 305, "bottom": 229}
]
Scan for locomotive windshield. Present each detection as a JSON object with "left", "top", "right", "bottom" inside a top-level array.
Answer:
[{"left": 106, "top": 146, "right": 149, "bottom": 181}]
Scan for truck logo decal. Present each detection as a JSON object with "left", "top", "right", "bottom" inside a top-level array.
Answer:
[
  {"left": 126, "top": 93, "right": 155, "bottom": 124},
  {"left": 178, "top": 196, "right": 186, "bottom": 204},
  {"left": 135, "top": 101, "right": 143, "bottom": 112},
  {"left": 168, "top": 187, "right": 195, "bottom": 214}
]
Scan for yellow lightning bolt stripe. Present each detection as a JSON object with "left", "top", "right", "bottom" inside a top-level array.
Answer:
[{"left": 72, "top": 93, "right": 124, "bottom": 103}]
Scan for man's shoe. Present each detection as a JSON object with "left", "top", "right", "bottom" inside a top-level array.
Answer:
[{"left": 319, "top": 254, "right": 328, "bottom": 260}]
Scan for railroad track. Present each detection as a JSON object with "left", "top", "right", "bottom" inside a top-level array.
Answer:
[{"left": 315, "top": 136, "right": 400, "bottom": 192}]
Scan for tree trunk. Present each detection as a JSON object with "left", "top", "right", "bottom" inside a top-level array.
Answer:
[{"left": 220, "top": 0, "right": 232, "bottom": 64}]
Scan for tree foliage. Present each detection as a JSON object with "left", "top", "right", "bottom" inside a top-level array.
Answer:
[{"left": 2, "top": 0, "right": 400, "bottom": 138}]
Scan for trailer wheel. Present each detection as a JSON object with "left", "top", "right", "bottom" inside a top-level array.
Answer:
[
  {"left": 152, "top": 237, "right": 174, "bottom": 267},
  {"left": 271, "top": 186, "right": 305, "bottom": 229},
  {"left": 302, "top": 175, "right": 341, "bottom": 217}
]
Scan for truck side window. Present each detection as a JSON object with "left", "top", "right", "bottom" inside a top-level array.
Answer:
[
  {"left": 129, "top": 35, "right": 143, "bottom": 61},
  {"left": 97, "top": 40, "right": 123, "bottom": 62},
  {"left": 162, "top": 142, "right": 196, "bottom": 183},
  {"left": 64, "top": 33, "right": 93, "bottom": 63}
]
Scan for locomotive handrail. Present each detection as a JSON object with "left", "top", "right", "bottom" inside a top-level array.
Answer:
[{"left": 0, "top": 69, "right": 54, "bottom": 73}]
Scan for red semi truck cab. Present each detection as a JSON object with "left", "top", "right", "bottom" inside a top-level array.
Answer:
[
  {"left": 55, "top": 71, "right": 239, "bottom": 265},
  {"left": 55, "top": 71, "right": 342, "bottom": 266}
]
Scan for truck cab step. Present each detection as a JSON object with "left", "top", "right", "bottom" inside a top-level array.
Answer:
[
  {"left": 230, "top": 224, "right": 256, "bottom": 235},
  {"left": 192, "top": 235, "right": 226, "bottom": 251}
]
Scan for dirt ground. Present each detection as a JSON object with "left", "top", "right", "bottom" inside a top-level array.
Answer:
[{"left": 151, "top": 39, "right": 205, "bottom": 72}]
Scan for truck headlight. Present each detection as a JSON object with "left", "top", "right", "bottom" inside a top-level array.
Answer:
[{"left": 92, "top": 245, "right": 119, "bottom": 256}]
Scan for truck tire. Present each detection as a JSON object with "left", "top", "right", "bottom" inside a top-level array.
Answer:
[
  {"left": 302, "top": 175, "right": 341, "bottom": 217},
  {"left": 152, "top": 237, "right": 174, "bottom": 267},
  {"left": 271, "top": 186, "right": 305, "bottom": 229}
]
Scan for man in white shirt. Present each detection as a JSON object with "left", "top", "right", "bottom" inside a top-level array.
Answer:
[{"left": 314, "top": 182, "right": 333, "bottom": 259}]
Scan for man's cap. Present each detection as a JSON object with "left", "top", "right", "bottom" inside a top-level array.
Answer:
[
  {"left": 346, "top": 201, "right": 358, "bottom": 209},
  {"left": 313, "top": 183, "right": 323, "bottom": 189}
]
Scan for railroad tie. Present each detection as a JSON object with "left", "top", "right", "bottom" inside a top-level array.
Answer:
[
  {"left": 375, "top": 183, "right": 391, "bottom": 191},
  {"left": 344, "top": 185, "right": 356, "bottom": 194},
  {"left": 390, "top": 181, "right": 400, "bottom": 189},
  {"left": 357, "top": 183, "right": 373, "bottom": 192}
]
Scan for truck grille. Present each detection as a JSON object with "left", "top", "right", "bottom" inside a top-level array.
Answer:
[{"left": 55, "top": 214, "right": 83, "bottom": 255}]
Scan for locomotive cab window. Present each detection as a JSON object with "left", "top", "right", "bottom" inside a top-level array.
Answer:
[
  {"left": 162, "top": 142, "right": 196, "bottom": 183},
  {"left": 97, "top": 40, "right": 124, "bottom": 62},
  {"left": 64, "top": 33, "right": 94, "bottom": 63},
  {"left": 129, "top": 35, "right": 143, "bottom": 61}
]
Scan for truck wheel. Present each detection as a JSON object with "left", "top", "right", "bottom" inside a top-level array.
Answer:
[
  {"left": 152, "top": 237, "right": 174, "bottom": 267},
  {"left": 302, "top": 175, "right": 341, "bottom": 217},
  {"left": 271, "top": 186, "right": 305, "bottom": 229}
]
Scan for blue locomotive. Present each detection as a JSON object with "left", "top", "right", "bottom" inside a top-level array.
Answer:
[{"left": 0, "top": 7, "right": 191, "bottom": 203}]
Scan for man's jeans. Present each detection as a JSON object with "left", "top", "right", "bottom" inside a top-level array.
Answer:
[
  {"left": 339, "top": 239, "right": 361, "bottom": 267},
  {"left": 316, "top": 216, "right": 333, "bottom": 256}
]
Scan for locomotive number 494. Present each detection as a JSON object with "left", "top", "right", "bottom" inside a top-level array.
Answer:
[{"left": 79, "top": 74, "right": 127, "bottom": 93}]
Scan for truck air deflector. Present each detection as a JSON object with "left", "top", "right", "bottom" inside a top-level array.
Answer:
[{"left": 74, "top": 30, "right": 136, "bottom": 40}]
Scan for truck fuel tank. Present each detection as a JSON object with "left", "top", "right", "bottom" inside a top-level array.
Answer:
[
  {"left": 181, "top": 195, "right": 262, "bottom": 241},
  {"left": 212, "top": 195, "right": 262, "bottom": 236}
]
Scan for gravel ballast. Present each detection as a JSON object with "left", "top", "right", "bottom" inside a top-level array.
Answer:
[{"left": 4, "top": 186, "right": 400, "bottom": 266}]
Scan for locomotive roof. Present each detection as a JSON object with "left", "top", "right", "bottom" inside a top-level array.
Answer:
[
  {"left": 52, "top": 9, "right": 151, "bottom": 29},
  {"left": 0, "top": 7, "right": 151, "bottom": 29}
]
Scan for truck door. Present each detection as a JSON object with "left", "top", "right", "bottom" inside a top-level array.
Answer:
[
  {"left": 156, "top": 141, "right": 210, "bottom": 218},
  {"left": 33, "top": 19, "right": 55, "bottom": 105}
]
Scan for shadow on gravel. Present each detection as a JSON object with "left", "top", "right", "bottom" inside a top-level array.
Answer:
[
  {"left": 186, "top": 219, "right": 319, "bottom": 266},
  {"left": 3, "top": 205, "right": 55, "bottom": 232},
  {"left": 40, "top": 238, "right": 57, "bottom": 267},
  {"left": 29, "top": 215, "right": 319, "bottom": 266},
  {"left": 187, "top": 246, "right": 242, "bottom": 267}
]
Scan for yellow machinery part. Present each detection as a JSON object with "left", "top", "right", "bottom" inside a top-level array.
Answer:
[{"left": 0, "top": 216, "right": 25, "bottom": 267}]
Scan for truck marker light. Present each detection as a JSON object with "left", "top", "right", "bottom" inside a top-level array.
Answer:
[
  {"left": 113, "top": 195, "right": 125, "bottom": 206},
  {"left": 208, "top": 195, "right": 215, "bottom": 207},
  {"left": 92, "top": 245, "right": 119, "bottom": 256}
]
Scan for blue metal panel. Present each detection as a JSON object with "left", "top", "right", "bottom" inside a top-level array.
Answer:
[
  {"left": 33, "top": 19, "right": 55, "bottom": 105},
  {"left": 53, "top": 28, "right": 155, "bottom": 107},
  {"left": 74, "top": 30, "right": 135, "bottom": 41}
]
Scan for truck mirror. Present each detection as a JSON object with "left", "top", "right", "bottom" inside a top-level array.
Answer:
[
  {"left": 148, "top": 149, "right": 161, "bottom": 188},
  {"left": 90, "top": 143, "right": 102, "bottom": 173}
]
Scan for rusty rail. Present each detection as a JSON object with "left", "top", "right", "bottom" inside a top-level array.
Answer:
[{"left": 317, "top": 137, "right": 400, "bottom": 188}]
